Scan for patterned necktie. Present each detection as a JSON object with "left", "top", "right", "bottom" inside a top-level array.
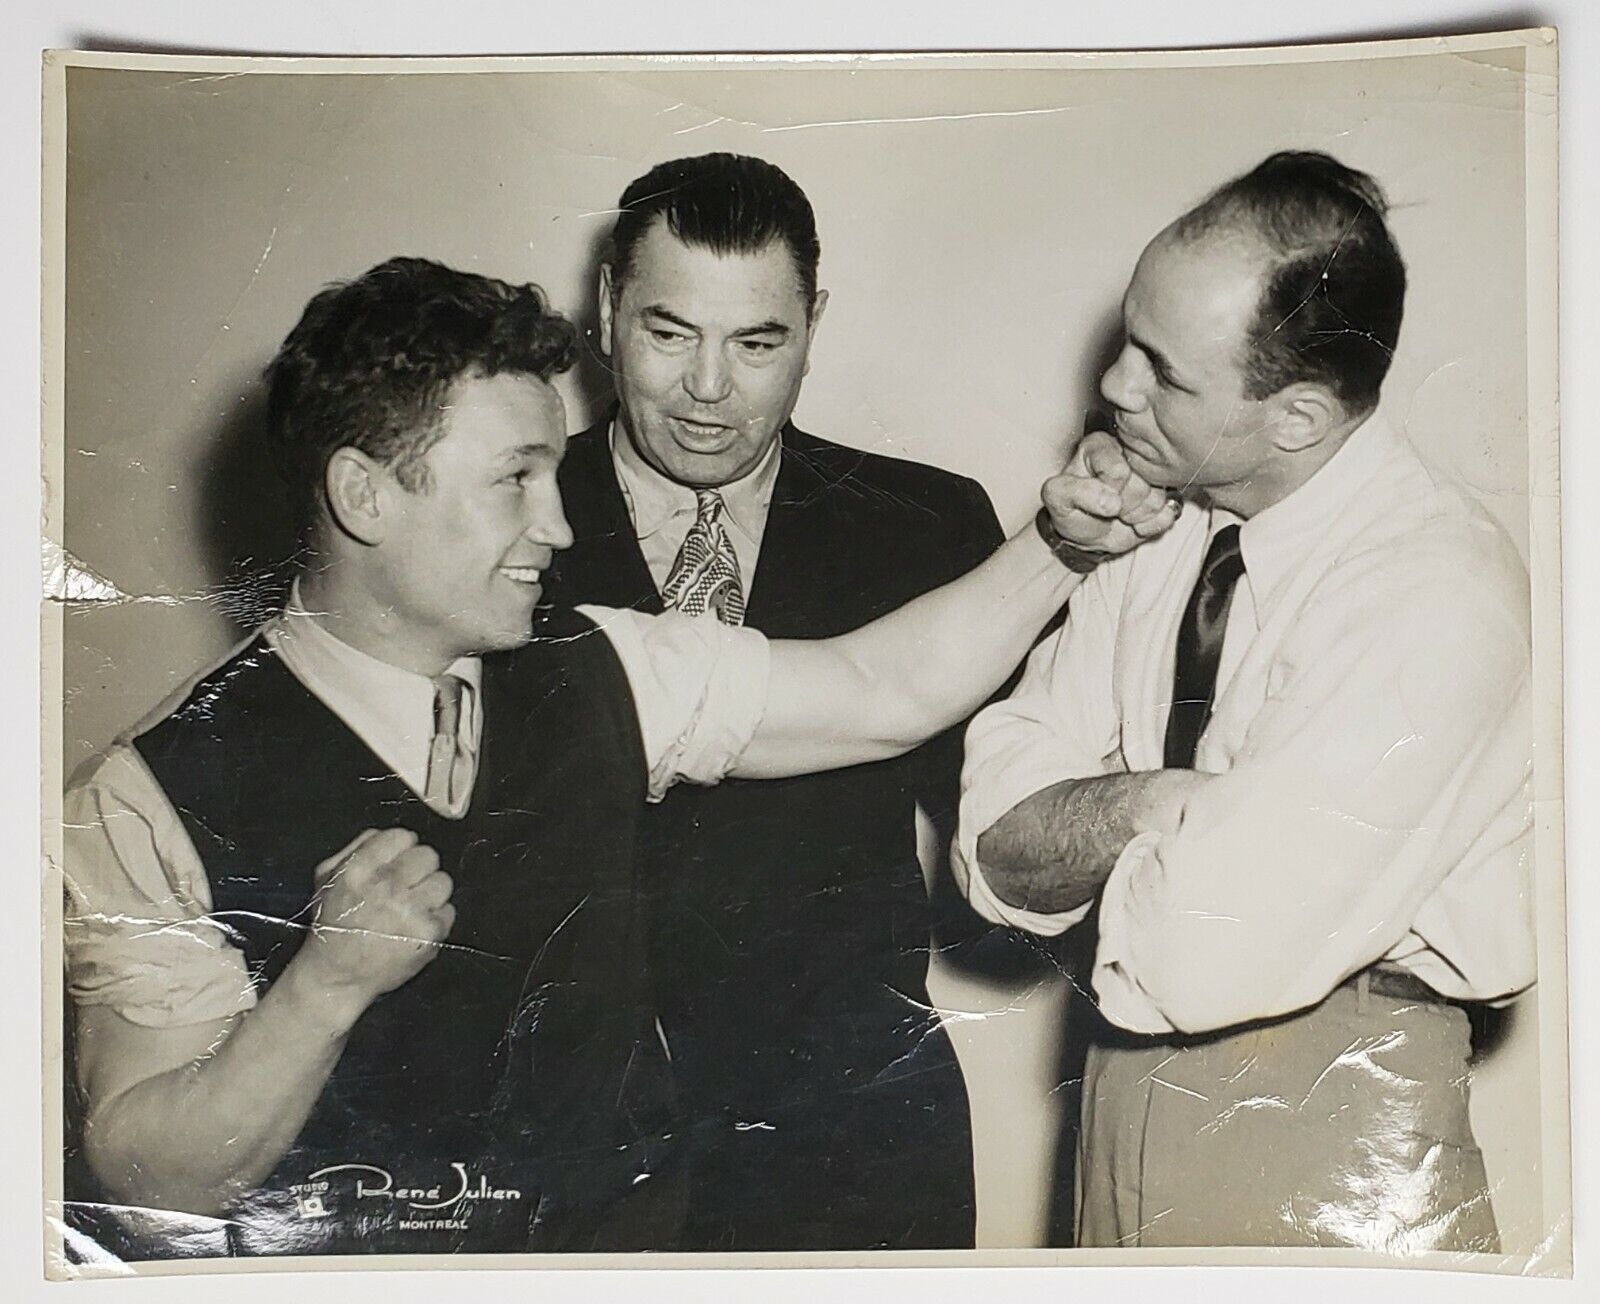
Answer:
[
  {"left": 660, "top": 489, "right": 746, "bottom": 626},
  {"left": 425, "top": 673, "right": 476, "bottom": 817},
  {"left": 1164, "top": 524, "right": 1246, "bottom": 768}
]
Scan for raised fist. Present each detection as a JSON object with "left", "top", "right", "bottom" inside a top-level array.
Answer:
[
  {"left": 1041, "top": 430, "right": 1181, "bottom": 558},
  {"left": 299, "top": 827, "right": 456, "bottom": 1005}
]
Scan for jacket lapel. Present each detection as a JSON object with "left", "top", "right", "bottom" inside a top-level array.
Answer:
[
  {"left": 552, "top": 414, "right": 664, "bottom": 614},
  {"left": 742, "top": 426, "right": 845, "bottom": 633}
]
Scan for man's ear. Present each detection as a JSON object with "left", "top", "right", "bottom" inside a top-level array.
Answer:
[
  {"left": 802, "top": 288, "right": 829, "bottom": 379},
  {"left": 324, "top": 447, "right": 387, "bottom": 546},
  {"left": 1269, "top": 383, "right": 1343, "bottom": 454},
  {"left": 597, "top": 264, "right": 617, "bottom": 358}
]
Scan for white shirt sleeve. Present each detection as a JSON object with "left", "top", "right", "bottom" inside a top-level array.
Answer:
[
  {"left": 1091, "top": 551, "right": 1533, "bottom": 1035},
  {"left": 952, "top": 562, "right": 1129, "bottom": 934},
  {"left": 577, "top": 604, "right": 772, "bottom": 801},
  {"left": 63, "top": 747, "right": 259, "bottom": 1028}
]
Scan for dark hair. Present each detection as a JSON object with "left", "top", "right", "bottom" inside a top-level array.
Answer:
[
  {"left": 607, "top": 153, "right": 821, "bottom": 307},
  {"left": 1173, "top": 151, "right": 1406, "bottom": 414},
  {"left": 265, "top": 256, "right": 578, "bottom": 536}
]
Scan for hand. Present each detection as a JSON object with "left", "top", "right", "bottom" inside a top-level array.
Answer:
[
  {"left": 297, "top": 828, "right": 456, "bottom": 1007},
  {"left": 1041, "top": 430, "right": 1180, "bottom": 558}
]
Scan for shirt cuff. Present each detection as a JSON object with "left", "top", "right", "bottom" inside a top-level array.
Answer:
[
  {"left": 579, "top": 604, "right": 771, "bottom": 801},
  {"left": 66, "top": 914, "right": 259, "bottom": 1027},
  {"left": 1089, "top": 829, "right": 1179, "bottom": 1034}
]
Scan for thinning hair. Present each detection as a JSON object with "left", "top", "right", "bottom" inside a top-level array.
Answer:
[
  {"left": 607, "top": 152, "right": 821, "bottom": 308},
  {"left": 1173, "top": 151, "right": 1406, "bottom": 414},
  {"left": 265, "top": 256, "right": 578, "bottom": 537}
]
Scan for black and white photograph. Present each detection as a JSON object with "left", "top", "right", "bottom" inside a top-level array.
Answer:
[{"left": 38, "top": 28, "right": 1567, "bottom": 1280}]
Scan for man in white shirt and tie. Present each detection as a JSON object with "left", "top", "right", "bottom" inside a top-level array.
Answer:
[
  {"left": 61, "top": 256, "right": 1174, "bottom": 1258},
  {"left": 955, "top": 151, "right": 1534, "bottom": 1252}
]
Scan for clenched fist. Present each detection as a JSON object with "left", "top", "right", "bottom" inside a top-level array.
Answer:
[
  {"left": 298, "top": 827, "right": 456, "bottom": 1008},
  {"left": 1042, "top": 430, "right": 1181, "bottom": 559}
]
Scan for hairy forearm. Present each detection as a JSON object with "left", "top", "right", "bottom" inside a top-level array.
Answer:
[
  {"left": 743, "top": 527, "right": 1078, "bottom": 776},
  {"left": 976, "top": 770, "right": 1195, "bottom": 915},
  {"left": 84, "top": 957, "right": 367, "bottom": 1215}
]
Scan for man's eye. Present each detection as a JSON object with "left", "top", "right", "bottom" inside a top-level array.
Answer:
[
  {"left": 650, "top": 329, "right": 688, "bottom": 345},
  {"left": 501, "top": 470, "right": 531, "bottom": 487},
  {"left": 738, "top": 340, "right": 780, "bottom": 355}
]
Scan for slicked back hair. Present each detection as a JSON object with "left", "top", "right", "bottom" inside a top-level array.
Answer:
[
  {"left": 607, "top": 153, "right": 821, "bottom": 309},
  {"left": 265, "top": 256, "right": 578, "bottom": 539},
  {"left": 1173, "top": 151, "right": 1406, "bottom": 415}
]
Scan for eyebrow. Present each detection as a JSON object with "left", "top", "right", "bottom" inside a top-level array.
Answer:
[
  {"left": 496, "top": 443, "right": 560, "bottom": 465},
  {"left": 642, "top": 305, "right": 792, "bottom": 339},
  {"left": 1128, "top": 331, "right": 1188, "bottom": 385}
]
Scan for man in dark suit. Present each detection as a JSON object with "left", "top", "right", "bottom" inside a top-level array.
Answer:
[{"left": 544, "top": 152, "right": 1004, "bottom": 1249}]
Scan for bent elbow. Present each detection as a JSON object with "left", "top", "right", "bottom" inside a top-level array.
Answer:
[{"left": 82, "top": 1112, "right": 233, "bottom": 1218}]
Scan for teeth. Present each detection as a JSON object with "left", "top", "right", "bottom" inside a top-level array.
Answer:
[{"left": 501, "top": 567, "right": 542, "bottom": 583}]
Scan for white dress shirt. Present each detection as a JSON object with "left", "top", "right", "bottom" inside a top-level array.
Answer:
[
  {"left": 63, "top": 598, "right": 770, "bottom": 1028},
  {"left": 954, "top": 414, "right": 1535, "bottom": 1036},
  {"left": 610, "top": 419, "right": 780, "bottom": 592},
  {"left": 266, "top": 586, "right": 485, "bottom": 812}
]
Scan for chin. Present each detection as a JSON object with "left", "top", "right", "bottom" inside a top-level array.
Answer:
[
  {"left": 478, "top": 622, "right": 536, "bottom": 654},
  {"left": 475, "top": 601, "right": 542, "bottom": 654},
  {"left": 1120, "top": 446, "right": 1171, "bottom": 485}
]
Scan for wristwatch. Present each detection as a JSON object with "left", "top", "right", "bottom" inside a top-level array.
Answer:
[{"left": 1034, "top": 507, "right": 1114, "bottom": 574}]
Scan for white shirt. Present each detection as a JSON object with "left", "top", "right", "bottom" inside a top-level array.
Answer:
[
  {"left": 610, "top": 419, "right": 780, "bottom": 591},
  {"left": 63, "top": 601, "right": 770, "bottom": 1028},
  {"left": 265, "top": 585, "right": 485, "bottom": 812},
  {"left": 954, "top": 415, "right": 1535, "bottom": 1036}
]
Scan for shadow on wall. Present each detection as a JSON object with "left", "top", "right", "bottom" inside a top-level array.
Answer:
[
  {"left": 1077, "top": 307, "right": 1127, "bottom": 450},
  {"left": 192, "top": 379, "right": 300, "bottom": 633},
  {"left": 570, "top": 225, "right": 622, "bottom": 431}
]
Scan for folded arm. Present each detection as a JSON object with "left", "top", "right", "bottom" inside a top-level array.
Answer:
[
  {"left": 960, "top": 541, "right": 1533, "bottom": 1035},
  {"left": 1087, "top": 561, "right": 1532, "bottom": 1033},
  {"left": 976, "top": 769, "right": 1204, "bottom": 914}
]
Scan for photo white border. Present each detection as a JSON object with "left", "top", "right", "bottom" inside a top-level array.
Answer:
[{"left": 6, "top": 2, "right": 1593, "bottom": 1304}]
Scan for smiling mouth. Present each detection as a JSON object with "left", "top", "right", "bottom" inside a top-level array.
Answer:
[
  {"left": 672, "top": 417, "right": 734, "bottom": 438},
  {"left": 499, "top": 566, "right": 543, "bottom": 585}
]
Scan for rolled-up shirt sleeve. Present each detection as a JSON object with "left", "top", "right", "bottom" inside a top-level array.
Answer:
[
  {"left": 1091, "top": 553, "right": 1534, "bottom": 1036},
  {"left": 63, "top": 747, "right": 257, "bottom": 1028},
  {"left": 953, "top": 564, "right": 1128, "bottom": 934},
  {"left": 578, "top": 604, "right": 771, "bottom": 801}
]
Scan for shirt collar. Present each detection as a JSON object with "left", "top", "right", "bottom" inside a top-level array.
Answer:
[
  {"left": 1234, "top": 411, "right": 1402, "bottom": 621},
  {"left": 609, "top": 416, "right": 781, "bottom": 546},
  {"left": 263, "top": 579, "right": 482, "bottom": 795}
]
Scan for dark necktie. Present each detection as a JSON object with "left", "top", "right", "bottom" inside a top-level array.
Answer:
[{"left": 1164, "top": 523, "right": 1246, "bottom": 768}]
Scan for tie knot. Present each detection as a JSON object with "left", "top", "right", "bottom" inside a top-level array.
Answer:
[
  {"left": 433, "top": 673, "right": 465, "bottom": 735},
  {"left": 1202, "top": 523, "right": 1245, "bottom": 585},
  {"left": 694, "top": 489, "right": 726, "bottom": 525}
]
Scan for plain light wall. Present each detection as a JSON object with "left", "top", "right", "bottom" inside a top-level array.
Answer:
[{"left": 59, "top": 51, "right": 1542, "bottom": 1251}]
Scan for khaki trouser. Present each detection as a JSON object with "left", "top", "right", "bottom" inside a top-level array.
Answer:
[{"left": 1075, "top": 976, "right": 1500, "bottom": 1253}]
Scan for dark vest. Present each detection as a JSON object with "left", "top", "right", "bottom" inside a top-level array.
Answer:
[{"left": 132, "top": 609, "right": 667, "bottom": 1254}]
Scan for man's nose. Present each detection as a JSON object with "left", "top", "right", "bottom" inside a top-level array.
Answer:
[
  {"left": 1100, "top": 346, "right": 1145, "bottom": 413},
  {"left": 683, "top": 343, "right": 733, "bottom": 405},
  {"left": 528, "top": 485, "right": 574, "bottom": 553}
]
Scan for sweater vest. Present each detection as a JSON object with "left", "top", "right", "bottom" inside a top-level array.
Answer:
[{"left": 132, "top": 609, "right": 668, "bottom": 1254}]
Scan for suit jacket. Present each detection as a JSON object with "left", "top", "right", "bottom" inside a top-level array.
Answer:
[{"left": 543, "top": 415, "right": 1005, "bottom": 1249}]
